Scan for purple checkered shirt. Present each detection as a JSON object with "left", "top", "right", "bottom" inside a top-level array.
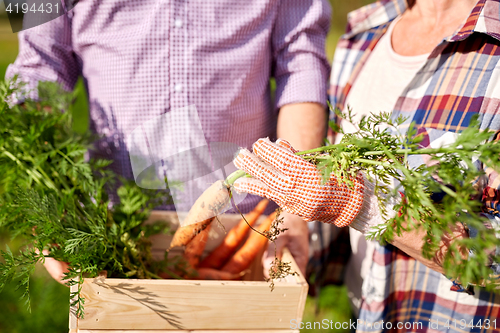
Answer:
[{"left": 6, "top": 0, "right": 331, "bottom": 212}]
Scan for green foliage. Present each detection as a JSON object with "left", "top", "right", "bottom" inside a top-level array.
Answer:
[
  {"left": 0, "top": 79, "right": 176, "bottom": 318},
  {"left": 0, "top": 264, "right": 69, "bottom": 333},
  {"left": 299, "top": 106, "right": 500, "bottom": 290},
  {"left": 302, "top": 285, "right": 352, "bottom": 333}
]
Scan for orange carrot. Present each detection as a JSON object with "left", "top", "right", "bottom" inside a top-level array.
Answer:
[
  {"left": 183, "top": 224, "right": 212, "bottom": 268},
  {"left": 199, "top": 199, "right": 269, "bottom": 269},
  {"left": 168, "top": 217, "right": 214, "bottom": 250},
  {"left": 221, "top": 212, "right": 276, "bottom": 274},
  {"left": 192, "top": 267, "right": 244, "bottom": 280},
  {"left": 168, "top": 180, "right": 230, "bottom": 249}
]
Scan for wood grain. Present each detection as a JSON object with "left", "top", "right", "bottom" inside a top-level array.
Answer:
[
  {"left": 69, "top": 212, "right": 308, "bottom": 332},
  {"left": 69, "top": 330, "right": 300, "bottom": 333}
]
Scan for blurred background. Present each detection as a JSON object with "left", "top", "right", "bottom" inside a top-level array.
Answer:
[{"left": 0, "top": 1, "right": 372, "bottom": 332}]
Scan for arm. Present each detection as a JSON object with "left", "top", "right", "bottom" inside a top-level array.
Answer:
[
  {"left": 272, "top": 0, "right": 331, "bottom": 111},
  {"left": 387, "top": 132, "right": 500, "bottom": 280},
  {"left": 268, "top": 103, "right": 327, "bottom": 275},
  {"left": 277, "top": 102, "right": 327, "bottom": 150},
  {"left": 6, "top": 12, "right": 79, "bottom": 99},
  {"left": 389, "top": 222, "right": 468, "bottom": 275},
  {"left": 232, "top": 138, "right": 475, "bottom": 281},
  {"left": 264, "top": 0, "right": 331, "bottom": 275},
  {"left": 476, "top": 139, "right": 500, "bottom": 277},
  {"left": 348, "top": 175, "right": 470, "bottom": 276}
]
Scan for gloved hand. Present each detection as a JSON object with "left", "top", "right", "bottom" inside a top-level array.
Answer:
[{"left": 233, "top": 138, "right": 394, "bottom": 232}]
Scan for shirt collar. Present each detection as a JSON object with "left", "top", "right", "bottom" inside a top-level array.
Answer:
[{"left": 344, "top": 0, "right": 500, "bottom": 42}]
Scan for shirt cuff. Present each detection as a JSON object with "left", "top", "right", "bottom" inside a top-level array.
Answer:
[
  {"left": 466, "top": 214, "right": 500, "bottom": 275},
  {"left": 449, "top": 280, "right": 475, "bottom": 295},
  {"left": 5, "top": 64, "right": 43, "bottom": 103},
  {"left": 275, "top": 68, "right": 328, "bottom": 109},
  {"left": 350, "top": 173, "right": 399, "bottom": 234},
  {"left": 448, "top": 214, "right": 500, "bottom": 294}
]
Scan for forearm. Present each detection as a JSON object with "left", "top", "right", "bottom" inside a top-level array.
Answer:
[
  {"left": 351, "top": 177, "right": 468, "bottom": 275},
  {"left": 275, "top": 102, "right": 326, "bottom": 271},
  {"left": 389, "top": 221, "right": 469, "bottom": 275},
  {"left": 277, "top": 102, "right": 327, "bottom": 151}
]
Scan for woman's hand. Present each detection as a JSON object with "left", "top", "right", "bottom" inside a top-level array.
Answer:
[
  {"left": 41, "top": 250, "right": 70, "bottom": 285},
  {"left": 233, "top": 138, "right": 365, "bottom": 228},
  {"left": 390, "top": 221, "right": 469, "bottom": 274}
]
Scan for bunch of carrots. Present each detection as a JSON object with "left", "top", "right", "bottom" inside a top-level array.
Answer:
[{"left": 168, "top": 199, "right": 275, "bottom": 280}]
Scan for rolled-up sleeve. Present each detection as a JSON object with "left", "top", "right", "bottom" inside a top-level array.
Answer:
[
  {"left": 471, "top": 151, "right": 500, "bottom": 277},
  {"left": 449, "top": 132, "right": 500, "bottom": 292},
  {"left": 6, "top": 13, "right": 80, "bottom": 99},
  {"left": 272, "top": 0, "right": 331, "bottom": 109}
]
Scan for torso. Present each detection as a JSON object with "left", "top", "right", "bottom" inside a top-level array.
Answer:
[{"left": 340, "top": 16, "right": 429, "bottom": 315}]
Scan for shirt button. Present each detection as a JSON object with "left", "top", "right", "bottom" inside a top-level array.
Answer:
[
  {"left": 174, "top": 83, "right": 183, "bottom": 92},
  {"left": 311, "top": 233, "right": 318, "bottom": 242},
  {"left": 174, "top": 19, "right": 183, "bottom": 28}
]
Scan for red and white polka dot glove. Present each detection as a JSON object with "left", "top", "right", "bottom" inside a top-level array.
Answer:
[{"left": 233, "top": 138, "right": 366, "bottom": 227}]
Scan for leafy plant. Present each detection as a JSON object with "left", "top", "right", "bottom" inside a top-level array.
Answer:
[
  {"left": 0, "top": 79, "right": 177, "bottom": 318},
  {"left": 296, "top": 106, "right": 500, "bottom": 290}
]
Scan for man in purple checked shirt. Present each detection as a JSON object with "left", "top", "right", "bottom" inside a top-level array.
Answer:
[{"left": 6, "top": 0, "right": 331, "bottom": 282}]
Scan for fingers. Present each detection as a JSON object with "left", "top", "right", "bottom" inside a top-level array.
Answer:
[
  {"left": 280, "top": 213, "right": 309, "bottom": 274},
  {"left": 233, "top": 177, "right": 285, "bottom": 206},
  {"left": 234, "top": 148, "right": 290, "bottom": 193},
  {"left": 42, "top": 255, "right": 70, "bottom": 286},
  {"left": 252, "top": 138, "right": 309, "bottom": 175},
  {"left": 275, "top": 138, "right": 298, "bottom": 153},
  {"left": 290, "top": 249, "right": 308, "bottom": 276}
]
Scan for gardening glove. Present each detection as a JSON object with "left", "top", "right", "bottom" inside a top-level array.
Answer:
[{"left": 233, "top": 138, "right": 395, "bottom": 233}]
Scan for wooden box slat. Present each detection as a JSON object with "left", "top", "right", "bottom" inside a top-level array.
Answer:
[
  {"left": 69, "top": 212, "right": 307, "bottom": 332},
  {"left": 71, "top": 330, "right": 299, "bottom": 333}
]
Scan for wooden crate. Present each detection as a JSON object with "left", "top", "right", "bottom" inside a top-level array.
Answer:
[{"left": 69, "top": 211, "right": 308, "bottom": 333}]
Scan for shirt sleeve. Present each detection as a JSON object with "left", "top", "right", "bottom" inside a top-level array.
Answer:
[
  {"left": 467, "top": 141, "right": 500, "bottom": 277},
  {"left": 5, "top": 12, "right": 80, "bottom": 100},
  {"left": 272, "top": 0, "right": 331, "bottom": 109},
  {"left": 448, "top": 131, "right": 500, "bottom": 292}
]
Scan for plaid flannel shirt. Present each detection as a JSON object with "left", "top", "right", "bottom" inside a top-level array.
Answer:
[{"left": 310, "top": 0, "right": 500, "bottom": 331}]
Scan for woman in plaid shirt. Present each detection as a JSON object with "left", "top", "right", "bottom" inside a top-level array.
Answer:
[{"left": 235, "top": 0, "right": 500, "bottom": 331}]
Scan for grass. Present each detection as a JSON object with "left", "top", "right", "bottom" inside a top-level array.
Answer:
[
  {"left": 0, "top": 273, "right": 70, "bottom": 333},
  {"left": 302, "top": 286, "right": 354, "bottom": 332},
  {"left": 0, "top": 18, "right": 19, "bottom": 80},
  {"left": 0, "top": 1, "right": 373, "bottom": 330},
  {"left": 0, "top": 234, "right": 70, "bottom": 333}
]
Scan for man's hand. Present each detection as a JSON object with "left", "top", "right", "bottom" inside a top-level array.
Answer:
[
  {"left": 262, "top": 211, "right": 309, "bottom": 276},
  {"left": 233, "top": 138, "right": 365, "bottom": 227},
  {"left": 42, "top": 250, "right": 70, "bottom": 285}
]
